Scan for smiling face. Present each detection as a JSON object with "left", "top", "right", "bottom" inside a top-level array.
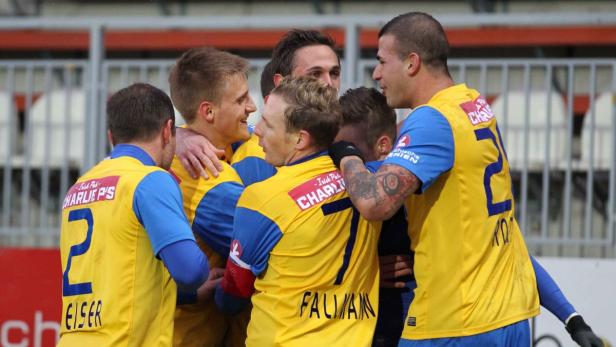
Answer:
[
  {"left": 254, "top": 94, "right": 297, "bottom": 167},
  {"left": 372, "top": 34, "right": 410, "bottom": 109},
  {"left": 291, "top": 45, "right": 341, "bottom": 90},
  {"left": 211, "top": 73, "right": 256, "bottom": 146}
]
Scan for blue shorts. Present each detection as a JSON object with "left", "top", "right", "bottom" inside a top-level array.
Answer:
[{"left": 398, "top": 320, "right": 530, "bottom": 347}]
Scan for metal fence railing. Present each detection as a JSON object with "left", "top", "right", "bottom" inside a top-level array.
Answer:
[
  {"left": 0, "top": 14, "right": 615, "bottom": 257},
  {"left": 1, "top": 57, "right": 614, "bottom": 258},
  {"left": 1, "top": 60, "right": 88, "bottom": 247}
]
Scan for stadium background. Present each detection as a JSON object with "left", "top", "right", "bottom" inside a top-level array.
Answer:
[{"left": 0, "top": 1, "right": 615, "bottom": 346}]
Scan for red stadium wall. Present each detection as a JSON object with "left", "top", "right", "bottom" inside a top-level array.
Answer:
[
  {"left": 1, "top": 250, "right": 614, "bottom": 346},
  {"left": 0, "top": 248, "right": 61, "bottom": 347},
  {"left": 1, "top": 26, "right": 616, "bottom": 51}
]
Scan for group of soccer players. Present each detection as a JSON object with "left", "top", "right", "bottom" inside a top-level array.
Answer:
[{"left": 59, "top": 11, "right": 604, "bottom": 347}]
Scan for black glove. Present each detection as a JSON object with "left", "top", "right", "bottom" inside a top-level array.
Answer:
[
  {"left": 566, "top": 315, "right": 604, "bottom": 347},
  {"left": 328, "top": 141, "right": 364, "bottom": 169}
]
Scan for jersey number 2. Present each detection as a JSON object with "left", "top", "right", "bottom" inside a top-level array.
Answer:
[
  {"left": 321, "top": 197, "right": 359, "bottom": 285},
  {"left": 63, "top": 208, "right": 94, "bottom": 296},
  {"left": 474, "top": 126, "right": 512, "bottom": 216}
]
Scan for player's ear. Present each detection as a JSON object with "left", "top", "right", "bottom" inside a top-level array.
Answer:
[
  {"left": 406, "top": 52, "right": 421, "bottom": 77},
  {"left": 273, "top": 73, "right": 284, "bottom": 87},
  {"left": 198, "top": 100, "right": 215, "bottom": 122},
  {"left": 295, "top": 130, "right": 312, "bottom": 150},
  {"left": 107, "top": 130, "right": 115, "bottom": 147},
  {"left": 162, "top": 119, "right": 174, "bottom": 146},
  {"left": 374, "top": 134, "right": 393, "bottom": 159}
]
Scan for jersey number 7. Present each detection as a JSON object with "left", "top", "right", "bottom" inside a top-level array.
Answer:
[{"left": 321, "top": 197, "right": 359, "bottom": 285}]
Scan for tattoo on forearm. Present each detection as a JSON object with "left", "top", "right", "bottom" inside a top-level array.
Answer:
[
  {"left": 341, "top": 159, "right": 419, "bottom": 218},
  {"left": 342, "top": 158, "right": 381, "bottom": 203},
  {"left": 378, "top": 169, "right": 418, "bottom": 217},
  {"left": 382, "top": 174, "right": 400, "bottom": 196}
]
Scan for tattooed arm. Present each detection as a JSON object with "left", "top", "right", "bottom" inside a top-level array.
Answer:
[
  {"left": 333, "top": 107, "right": 453, "bottom": 220},
  {"left": 340, "top": 156, "right": 420, "bottom": 221}
]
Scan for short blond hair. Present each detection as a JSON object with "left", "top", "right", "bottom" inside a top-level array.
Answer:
[
  {"left": 270, "top": 76, "right": 341, "bottom": 149},
  {"left": 169, "top": 47, "right": 249, "bottom": 123}
]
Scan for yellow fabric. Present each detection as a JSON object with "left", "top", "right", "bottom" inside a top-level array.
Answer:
[
  {"left": 170, "top": 156, "right": 251, "bottom": 347},
  {"left": 59, "top": 156, "right": 176, "bottom": 347},
  {"left": 230, "top": 133, "right": 266, "bottom": 164},
  {"left": 402, "top": 84, "right": 540, "bottom": 339},
  {"left": 240, "top": 154, "right": 381, "bottom": 347}
]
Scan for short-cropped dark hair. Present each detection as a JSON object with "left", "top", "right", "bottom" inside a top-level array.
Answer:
[
  {"left": 271, "top": 29, "right": 338, "bottom": 77},
  {"left": 270, "top": 76, "right": 341, "bottom": 150},
  {"left": 260, "top": 60, "right": 276, "bottom": 98},
  {"left": 379, "top": 12, "right": 450, "bottom": 74},
  {"left": 340, "top": 87, "right": 397, "bottom": 150},
  {"left": 107, "top": 83, "right": 175, "bottom": 145}
]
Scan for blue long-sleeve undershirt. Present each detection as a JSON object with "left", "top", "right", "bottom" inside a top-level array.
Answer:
[
  {"left": 159, "top": 239, "right": 209, "bottom": 292},
  {"left": 531, "top": 256, "right": 576, "bottom": 323}
]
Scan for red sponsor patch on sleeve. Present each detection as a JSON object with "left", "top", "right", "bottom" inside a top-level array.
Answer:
[
  {"left": 287, "top": 170, "right": 346, "bottom": 211},
  {"left": 460, "top": 96, "right": 495, "bottom": 126},
  {"left": 62, "top": 176, "right": 120, "bottom": 209},
  {"left": 222, "top": 241, "right": 256, "bottom": 299}
]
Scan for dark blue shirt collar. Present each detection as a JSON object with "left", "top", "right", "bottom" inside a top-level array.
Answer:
[
  {"left": 287, "top": 150, "right": 328, "bottom": 166},
  {"left": 110, "top": 144, "right": 156, "bottom": 166}
]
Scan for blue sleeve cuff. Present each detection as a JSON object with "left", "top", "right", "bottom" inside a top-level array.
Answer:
[{"left": 133, "top": 171, "right": 195, "bottom": 255}]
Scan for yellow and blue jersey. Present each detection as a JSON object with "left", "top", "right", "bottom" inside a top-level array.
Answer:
[
  {"left": 218, "top": 152, "right": 381, "bottom": 347},
  {"left": 170, "top": 156, "right": 250, "bottom": 347},
  {"left": 230, "top": 132, "right": 276, "bottom": 186},
  {"left": 59, "top": 144, "right": 195, "bottom": 347},
  {"left": 384, "top": 84, "right": 539, "bottom": 340}
]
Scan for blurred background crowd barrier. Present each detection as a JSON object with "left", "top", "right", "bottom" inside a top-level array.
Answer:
[{"left": 0, "top": 14, "right": 614, "bottom": 259}]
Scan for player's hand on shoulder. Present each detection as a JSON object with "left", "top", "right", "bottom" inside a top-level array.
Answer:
[
  {"left": 566, "top": 315, "right": 604, "bottom": 347},
  {"left": 176, "top": 126, "right": 225, "bottom": 179},
  {"left": 196, "top": 267, "right": 225, "bottom": 302}
]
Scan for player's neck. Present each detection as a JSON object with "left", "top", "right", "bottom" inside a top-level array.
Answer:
[
  {"left": 410, "top": 72, "right": 454, "bottom": 109},
  {"left": 189, "top": 123, "right": 231, "bottom": 154},
  {"left": 128, "top": 141, "right": 163, "bottom": 167},
  {"left": 284, "top": 147, "right": 320, "bottom": 166}
]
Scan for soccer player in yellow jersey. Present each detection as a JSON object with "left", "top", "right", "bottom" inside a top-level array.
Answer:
[
  {"left": 168, "top": 47, "right": 257, "bottom": 347},
  {"left": 329, "top": 12, "right": 541, "bottom": 346},
  {"left": 215, "top": 77, "right": 381, "bottom": 347},
  {"left": 177, "top": 30, "right": 414, "bottom": 293},
  {"left": 335, "top": 87, "right": 602, "bottom": 347},
  {"left": 179, "top": 29, "right": 343, "bottom": 186},
  {"left": 59, "top": 84, "right": 214, "bottom": 347}
]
